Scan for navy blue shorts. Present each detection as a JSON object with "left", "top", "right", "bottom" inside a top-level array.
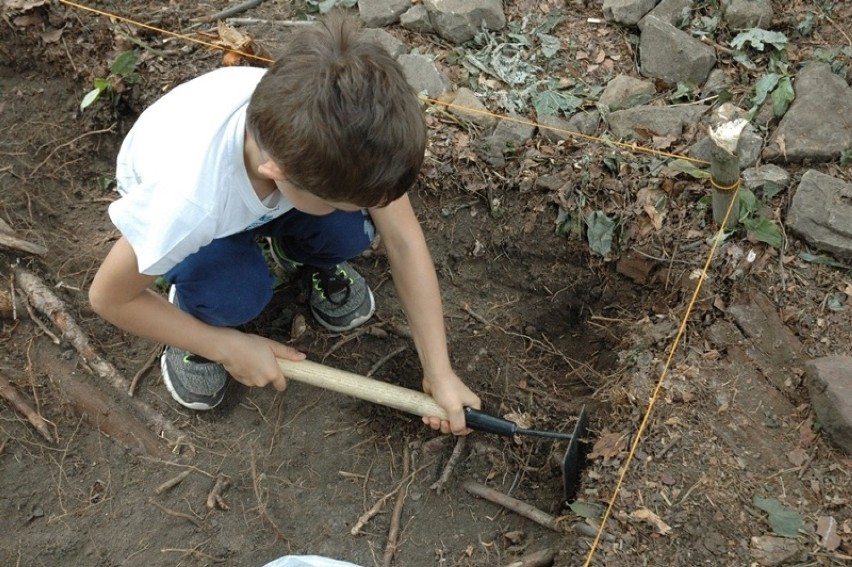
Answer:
[{"left": 164, "top": 208, "right": 375, "bottom": 327}]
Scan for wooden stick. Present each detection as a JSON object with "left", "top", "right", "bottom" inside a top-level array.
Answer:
[
  {"left": 431, "top": 435, "right": 467, "bottom": 494},
  {"left": 462, "top": 481, "right": 564, "bottom": 532},
  {"left": 0, "top": 233, "right": 48, "bottom": 256},
  {"left": 201, "top": 0, "right": 265, "bottom": 22},
  {"left": 148, "top": 498, "right": 201, "bottom": 527},
  {"left": 0, "top": 371, "right": 54, "bottom": 443},
  {"left": 351, "top": 459, "right": 434, "bottom": 536},
  {"left": 128, "top": 346, "right": 162, "bottom": 396},
  {"left": 225, "top": 17, "right": 314, "bottom": 26},
  {"left": 382, "top": 445, "right": 411, "bottom": 567},
  {"left": 206, "top": 473, "right": 230, "bottom": 510},
  {"left": 13, "top": 265, "right": 184, "bottom": 444},
  {"left": 499, "top": 548, "right": 555, "bottom": 567},
  {"left": 155, "top": 469, "right": 192, "bottom": 495}
]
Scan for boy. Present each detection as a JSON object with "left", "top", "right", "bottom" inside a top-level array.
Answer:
[{"left": 88, "top": 13, "right": 480, "bottom": 435}]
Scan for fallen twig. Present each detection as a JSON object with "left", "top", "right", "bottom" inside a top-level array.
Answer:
[
  {"left": 382, "top": 444, "right": 411, "bottom": 567},
  {"left": 206, "top": 473, "right": 231, "bottom": 510},
  {"left": 367, "top": 345, "right": 407, "bottom": 377},
  {"left": 225, "top": 17, "right": 314, "bottom": 26},
  {"left": 250, "top": 451, "right": 289, "bottom": 542},
  {"left": 0, "top": 233, "right": 48, "bottom": 256},
  {"left": 30, "top": 124, "right": 115, "bottom": 177},
  {"left": 322, "top": 323, "right": 388, "bottom": 362},
  {"left": 148, "top": 498, "right": 201, "bottom": 528},
  {"left": 13, "top": 265, "right": 184, "bottom": 444},
  {"left": 155, "top": 469, "right": 192, "bottom": 495},
  {"left": 431, "top": 435, "right": 467, "bottom": 494},
  {"left": 201, "top": 0, "right": 265, "bottom": 22},
  {"left": 499, "top": 548, "right": 555, "bottom": 567},
  {"left": 0, "top": 371, "right": 55, "bottom": 443},
  {"left": 351, "top": 459, "right": 434, "bottom": 536},
  {"left": 462, "top": 481, "right": 564, "bottom": 532},
  {"left": 128, "top": 345, "right": 163, "bottom": 396}
]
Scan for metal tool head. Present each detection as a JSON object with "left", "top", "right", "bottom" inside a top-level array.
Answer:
[{"left": 562, "top": 404, "right": 590, "bottom": 503}]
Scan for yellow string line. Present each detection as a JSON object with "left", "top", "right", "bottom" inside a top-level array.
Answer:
[
  {"left": 581, "top": 182, "right": 740, "bottom": 566},
  {"left": 420, "top": 96, "right": 711, "bottom": 165},
  {"left": 711, "top": 177, "right": 741, "bottom": 192},
  {"left": 58, "top": 0, "right": 711, "bottom": 167},
  {"left": 57, "top": 0, "right": 274, "bottom": 63}
]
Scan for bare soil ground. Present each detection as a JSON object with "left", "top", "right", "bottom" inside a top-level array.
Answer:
[{"left": 1, "top": 1, "right": 851, "bottom": 566}]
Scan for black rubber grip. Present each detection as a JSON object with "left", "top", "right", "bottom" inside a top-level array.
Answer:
[{"left": 463, "top": 407, "right": 518, "bottom": 436}]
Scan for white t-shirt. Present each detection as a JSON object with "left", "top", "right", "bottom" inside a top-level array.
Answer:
[{"left": 109, "top": 67, "right": 293, "bottom": 275}]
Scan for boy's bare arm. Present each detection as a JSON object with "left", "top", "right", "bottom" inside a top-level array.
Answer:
[
  {"left": 370, "top": 195, "right": 481, "bottom": 434},
  {"left": 89, "top": 237, "right": 303, "bottom": 389}
]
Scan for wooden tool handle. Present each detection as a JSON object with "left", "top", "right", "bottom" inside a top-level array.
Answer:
[{"left": 277, "top": 358, "right": 448, "bottom": 420}]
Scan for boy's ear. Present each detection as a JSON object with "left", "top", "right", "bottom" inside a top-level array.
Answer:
[{"left": 257, "top": 158, "right": 286, "bottom": 181}]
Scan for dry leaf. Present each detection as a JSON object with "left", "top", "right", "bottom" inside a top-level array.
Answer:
[
  {"left": 40, "top": 27, "right": 63, "bottom": 43},
  {"left": 786, "top": 447, "right": 808, "bottom": 467},
  {"left": 630, "top": 507, "right": 672, "bottom": 535},
  {"left": 588, "top": 431, "right": 629, "bottom": 460},
  {"left": 816, "top": 516, "right": 840, "bottom": 551},
  {"left": 12, "top": 13, "right": 40, "bottom": 26},
  {"left": 215, "top": 21, "right": 252, "bottom": 52},
  {"left": 3, "top": 0, "right": 49, "bottom": 12}
]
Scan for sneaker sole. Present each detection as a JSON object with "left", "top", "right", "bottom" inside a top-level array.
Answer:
[{"left": 311, "top": 288, "right": 376, "bottom": 333}]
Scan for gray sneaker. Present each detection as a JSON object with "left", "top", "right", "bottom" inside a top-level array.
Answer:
[
  {"left": 160, "top": 287, "right": 228, "bottom": 410},
  {"left": 307, "top": 263, "right": 375, "bottom": 332},
  {"left": 266, "top": 237, "right": 303, "bottom": 281}
]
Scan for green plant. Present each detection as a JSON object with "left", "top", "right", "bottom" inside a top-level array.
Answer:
[
  {"left": 80, "top": 50, "right": 139, "bottom": 111},
  {"left": 730, "top": 29, "right": 795, "bottom": 119},
  {"left": 737, "top": 187, "right": 784, "bottom": 248}
]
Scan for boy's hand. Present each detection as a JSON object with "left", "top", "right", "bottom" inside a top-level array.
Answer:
[
  {"left": 421, "top": 370, "right": 481, "bottom": 436},
  {"left": 217, "top": 330, "right": 305, "bottom": 391}
]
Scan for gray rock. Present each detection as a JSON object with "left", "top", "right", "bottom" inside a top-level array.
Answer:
[
  {"left": 639, "top": 16, "right": 717, "bottom": 86},
  {"left": 423, "top": 0, "right": 506, "bottom": 44},
  {"left": 602, "top": 0, "right": 658, "bottom": 26},
  {"left": 749, "top": 536, "right": 801, "bottom": 567},
  {"left": 537, "top": 114, "right": 573, "bottom": 142},
  {"left": 599, "top": 74, "right": 657, "bottom": 111},
  {"left": 703, "top": 69, "right": 728, "bottom": 96},
  {"left": 567, "top": 110, "right": 601, "bottom": 136},
  {"left": 764, "top": 63, "right": 852, "bottom": 162},
  {"left": 400, "top": 5, "right": 434, "bottom": 34},
  {"left": 397, "top": 54, "right": 451, "bottom": 97},
  {"left": 724, "top": 0, "right": 774, "bottom": 29},
  {"left": 360, "top": 28, "right": 406, "bottom": 59},
  {"left": 606, "top": 104, "right": 707, "bottom": 139},
  {"left": 786, "top": 170, "right": 852, "bottom": 259},
  {"left": 647, "top": 0, "right": 694, "bottom": 28},
  {"left": 480, "top": 115, "right": 536, "bottom": 167},
  {"left": 805, "top": 355, "right": 852, "bottom": 455},
  {"left": 358, "top": 0, "right": 411, "bottom": 27},
  {"left": 741, "top": 164, "right": 791, "bottom": 193},
  {"left": 448, "top": 87, "right": 496, "bottom": 131},
  {"left": 537, "top": 111, "right": 599, "bottom": 142}
]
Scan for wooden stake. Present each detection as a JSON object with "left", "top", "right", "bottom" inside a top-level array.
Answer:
[{"left": 708, "top": 119, "right": 747, "bottom": 229}]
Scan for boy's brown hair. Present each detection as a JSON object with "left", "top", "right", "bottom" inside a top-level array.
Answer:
[{"left": 246, "top": 12, "right": 426, "bottom": 208}]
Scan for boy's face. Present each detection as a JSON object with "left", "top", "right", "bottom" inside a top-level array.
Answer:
[
  {"left": 274, "top": 177, "right": 363, "bottom": 216},
  {"left": 256, "top": 154, "right": 363, "bottom": 215}
]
